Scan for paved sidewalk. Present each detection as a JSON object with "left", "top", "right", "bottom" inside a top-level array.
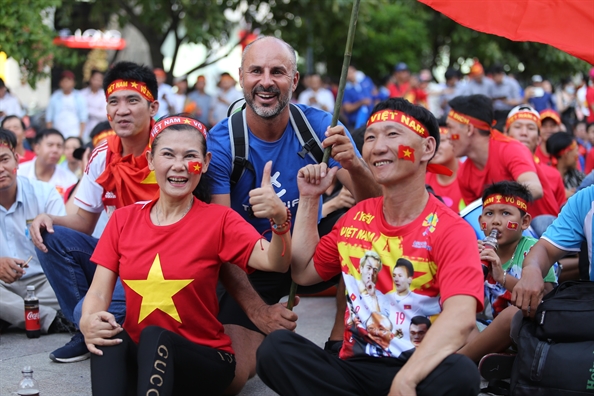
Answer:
[{"left": 0, "top": 297, "right": 334, "bottom": 396}]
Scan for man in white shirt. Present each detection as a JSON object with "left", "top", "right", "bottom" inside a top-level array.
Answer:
[
  {"left": 298, "top": 74, "right": 335, "bottom": 113},
  {"left": 0, "top": 78, "right": 25, "bottom": 121},
  {"left": 209, "top": 72, "right": 243, "bottom": 126},
  {"left": 0, "top": 129, "right": 66, "bottom": 334},
  {"left": 81, "top": 70, "right": 107, "bottom": 142},
  {"left": 18, "top": 129, "right": 77, "bottom": 198},
  {"left": 46, "top": 71, "right": 88, "bottom": 139}
]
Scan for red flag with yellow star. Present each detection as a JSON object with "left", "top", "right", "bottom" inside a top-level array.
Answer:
[
  {"left": 398, "top": 145, "right": 415, "bottom": 162},
  {"left": 188, "top": 161, "right": 202, "bottom": 174},
  {"left": 507, "top": 221, "right": 519, "bottom": 230}
]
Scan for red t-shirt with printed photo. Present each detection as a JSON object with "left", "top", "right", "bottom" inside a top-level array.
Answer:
[
  {"left": 312, "top": 195, "right": 484, "bottom": 361},
  {"left": 458, "top": 131, "right": 537, "bottom": 205},
  {"left": 91, "top": 197, "right": 262, "bottom": 354},
  {"left": 425, "top": 170, "right": 465, "bottom": 212}
]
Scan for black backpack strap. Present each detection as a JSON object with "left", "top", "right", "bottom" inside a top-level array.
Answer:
[
  {"left": 290, "top": 104, "right": 324, "bottom": 164},
  {"left": 229, "top": 107, "right": 254, "bottom": 186}
]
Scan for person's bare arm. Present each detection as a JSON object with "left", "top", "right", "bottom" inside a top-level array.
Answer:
[
  {"left": 512, "top": 239, "right": 567, "bottom": 317},
  {"left": 323, "top": 125, "right": 381, "bottom": 202},
  {"left": 30, "top": 208, "right": 101, "bottom": 253},
  {"left": 517, "top": 171, "right": 543, "bottom": 199},
  {"left": 389, "top": 295, "right": 477, "bottom": 396},
  {"left": 211, "top": 193, "right": 298, "bottom": 333}
]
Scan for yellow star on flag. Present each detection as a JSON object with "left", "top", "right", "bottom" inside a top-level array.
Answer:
[
  {"left": 183, "top": 119, "right": 191, "bottom": 124},
  {"left": 131, "top": 82, "right": 138, "bottom": 88},
  {"left": 123, "top": 254, "right": 193, "bottom": 323},
  {"left": 403, "top": 149, "right": 412, "bottom": 157},
  {"left": 193, "top": 163, "right": 201, "bottom": 172}
]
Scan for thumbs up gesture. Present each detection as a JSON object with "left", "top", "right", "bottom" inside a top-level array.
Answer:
[{"left": 249, "top": 161, "right": 287, "bottom": 224}]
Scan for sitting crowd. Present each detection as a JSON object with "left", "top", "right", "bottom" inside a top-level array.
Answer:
[{"left": 1, "top": 36, "right": 592, "bottom": 396}]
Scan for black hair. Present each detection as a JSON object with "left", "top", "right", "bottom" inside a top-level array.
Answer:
[
  {"left": 90, "top": 121, "right": 113, "bottom": 141},
  {"left": 444, "top": 68, "right": 458, "bottom": 81},
  {"left": 587, "top": 122, "right": 594, "bottom": 131},
  {"left": 90, "top": 69, "right": 104, "bottom": 79},
  {"left": 492, "top": 64, "right": 505, "bottom": 74},
  {"left": 573, "top": 119, "right": 587, "bottom": 132},
  {"left": 65, "top": 136, "right": 83, "bottom": 147},
  {"left": 395, "top": 258, "right": 414, "bottom": 278},
  {"left": 546, "top": 132, "right": 575, "bottom": 159},
  {"left": 34, "top": 128, "right": 64, "bottom": 145},
  {"left": 0, "top": 128, "right": 17, "bottom": 150},
  {"left": 369, "top": 97, "right": 440, "bottom": 152},
  {"left": 150, "top": 115, "right": 211, "bottom": 203},
  {"left": 103, "top": 62, "right": 158, "bottom": 104},
  {"left": 482, "top": 181, "right": 533, "bottom": 217},
  {"left": 448, "top": 95, "right": 494, "bottom": 136},
  {"left": 0, "top": 115, "right": 26, "bottom": 131},
  {"left": 410, "top": 316, "right": 432, "bottom": 328},
  {"left": 0, "top": 78, "right": 5, "bottom": 89}
]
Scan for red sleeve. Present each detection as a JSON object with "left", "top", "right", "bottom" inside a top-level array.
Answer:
[
  {"left": 431, "top": 215, "right": 485, "bottom": 312},
  {"left": 586, "top": 149, "right": 594, "bottom": 174},
  {"left": 553, "top": 169, "right": 567, "bottom": 207},
  {"left": 312, "top": 223, "right": 342, "bottom": 282},
  {"left": 219, "top": 208, "right": 263, "bottom": 273},
  {"left": 456, "top": 161, "right": 479, "bottom": 205},
  {"left": 504, "top": 141, "right": 537, "bottom": 179},
  {"left": 91, "top": 208, "right": 123, "bottom": 274}
]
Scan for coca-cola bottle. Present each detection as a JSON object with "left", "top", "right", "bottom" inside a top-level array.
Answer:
[
  {"left": 24, "top": 286, "right": 40, "bottom": 339},
  {"left": 17, "top": 366, "right": 40, "bottom": 396},
  {"left": 481, "top": 229, "right": 499, "bottom": 279}
]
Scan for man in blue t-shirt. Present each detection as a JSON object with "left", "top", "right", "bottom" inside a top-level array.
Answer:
[
  {"left": 208, "top": 36, "right": 380, "bottom": 394},
  {"left": 513, "top": 185, "right": 594, "bottom": 316}
]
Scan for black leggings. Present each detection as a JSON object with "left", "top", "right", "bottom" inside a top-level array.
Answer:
[{"left": 91, "top": 326, "right": 236, "bottom": 396}]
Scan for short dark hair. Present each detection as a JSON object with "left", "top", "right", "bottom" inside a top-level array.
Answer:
[
  {"left": 395, "top": 258, "right": 414, "bottom": 278},
  {"left": 546, "top": 132, "right": 574, "bottom": 158},
  {"left": 573, "top": 120, "right": 587, "bottom": 132},
  {"left": 411, "top": 316, "right": 431, "bottom": 328},
  {"left": 482, "top": 181, "right": 533, "bottom": 216},
  {"left": 1, "top": 115, "right": 26, "bottom": 131},
  {"left": 369, "top": 98, "right": 440, "bottom": 152},
  {"left": 492, "top": 64, "right": 505, "bottom": 74},
  {"left": 0, "top": 78, "right": 5, "bottom": 89},
  {"left": 0, "top": 128, "right": 17, "bottom": 150},
  {"left": 103, "top": 62, "right": 158, "bottom": 103},
  {"left": 90, "top": 69, "right": 104, "bottom": 79},
  {"left": 34, "top": 128, "right": 65, "bottom": 145},
  {"left": 448, "top": 95, "right": 494, "bottom": 136},
  {"left": 65, "top": 136, "right": 83, "bottom": 147}
]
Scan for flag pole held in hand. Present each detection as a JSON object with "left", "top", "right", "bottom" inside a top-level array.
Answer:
[
  {"left": 288, "top": 0, "right": 362, "bottom": 312},
  {"left": 321, "top": 0, "right": 362, "bottom": 165}
]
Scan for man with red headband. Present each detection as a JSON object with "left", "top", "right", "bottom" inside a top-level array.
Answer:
[
  {"left": 534, "top": 109, "right": 562, "bottom": 166},
  {"left": 504, "top": 105, "right": 566, "bottom": 220},
  {"left": 29, "top": 62, "right": 160, "bottom": 363},
  {"left": 446, "top": 94, "right": 543, "bottom": 205},
  {"left": 257, "top": 98, "right": 484, "bottom": 396}
]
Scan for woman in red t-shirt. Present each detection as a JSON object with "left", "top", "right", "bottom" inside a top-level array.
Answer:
[{"left": 80, "top": 116, "right": 292, "bottom": 396}]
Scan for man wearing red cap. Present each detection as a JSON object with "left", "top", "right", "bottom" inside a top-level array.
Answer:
[
  {"left": 46, "top": 71, "right": 88, "bottom": 139},
  {"left": 534, "top": 109, "right": 562, "bottom": 166},
  {"left": 446, "top": 94, "right": 543, "bottom": 205},
  {"left": 30, "top": 62, "right": 160, "bottom": 364},
  {"left": 455, "top": 59, "right": 494, "bottom": 98}
]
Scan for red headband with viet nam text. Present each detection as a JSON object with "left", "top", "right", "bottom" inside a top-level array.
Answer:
[
  {"left": 105, "top": 79, "right": 155, "bottom": 102},
  {"left": 506, "top": 111, "right": 541, "bottom": 129},
  {"left": 483, "top": 194, "right": 528, "bottom": 212},
  {"left": 149, "top": 116, "right": 208, "bottom": 148},
  {"left": 448, "top": 110, "right": 492, "bottom": 131},
  {"left": 0, "top": 141, "right": 14, "bottom": 152},
  {"left": 366, "top": 110, "right": 453, "bottom": 176}
]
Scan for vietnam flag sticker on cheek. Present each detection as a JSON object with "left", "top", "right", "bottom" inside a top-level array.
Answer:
[
  {"left": 188, "top": 161, "right": 202, "bottom": 174},
  {"left": 398, "top": 145, "right": 415, "bottom": 162},
  {"left": 450, "top": 134, "right": 460, "bottom": 140},
  {"left": 481, "top": 222, "right": 487, "bottom": 231},
  {"left": 507, "top": 221, "right": 519, "bottom": 230}
]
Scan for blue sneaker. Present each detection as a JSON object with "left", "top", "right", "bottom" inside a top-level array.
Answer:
[{"left": 49, "top": 332, "right": 90, "bottom": 363}]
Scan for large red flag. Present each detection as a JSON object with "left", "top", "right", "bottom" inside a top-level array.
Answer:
[{"left": 418, "top": 0, "right": 594, "bottom": 65}]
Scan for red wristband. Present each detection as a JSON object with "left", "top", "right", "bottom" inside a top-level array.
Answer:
[{"left": 270, "top": 207, "right": 291, "bottom": 233}]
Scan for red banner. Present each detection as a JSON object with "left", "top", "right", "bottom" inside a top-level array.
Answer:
[{"left": 418, "top": 0, "right": 594, "bottom": 65}]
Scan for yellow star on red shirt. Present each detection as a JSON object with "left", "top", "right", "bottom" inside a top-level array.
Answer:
[{"left": 123, "top": 254, "right": 193, "bottom": 323}]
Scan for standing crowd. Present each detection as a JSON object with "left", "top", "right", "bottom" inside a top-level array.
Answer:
[{"left": 1, "top": 36, "right": 593, "bottom": 396}]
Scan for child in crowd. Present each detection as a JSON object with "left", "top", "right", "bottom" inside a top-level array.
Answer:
[{"left": 458, "top": 181, "right": 556, "bottom": 364}]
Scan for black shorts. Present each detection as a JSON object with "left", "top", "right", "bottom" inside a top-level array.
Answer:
[{"left": 217, "top": 269, "right": 340, "bottom": 334}]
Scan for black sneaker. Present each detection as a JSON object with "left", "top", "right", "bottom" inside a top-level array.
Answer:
[
  {"left": 479, "top": 353, "right": 516, "bottom": 381},
  {"left": 49, "top": 332, "right": 90, "bottom": 363},
  {"left": 323, "top": 339, "right": 343, "bottom": 356},
  {"left": 48, "top": 310, "right": 76, "bottom": 334}
]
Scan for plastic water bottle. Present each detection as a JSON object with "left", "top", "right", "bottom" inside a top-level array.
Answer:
[
  {"left": 481, "top": 229, "right": 499, "bottom": 279},
  {"left": 17, "top": 366, "right": 39, "bottom": 396},
  {"left": 24, "top": 286, "right": 40, "bottom": 339}
]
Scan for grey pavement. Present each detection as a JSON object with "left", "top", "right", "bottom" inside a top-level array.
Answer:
[{"left": 0, "top": 297, "right": 334, "bottom": 396}]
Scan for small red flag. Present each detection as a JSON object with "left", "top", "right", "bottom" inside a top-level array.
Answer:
[
  {"left": 398, "top": 145, "right": 415, "bottom": 162},
  {"left": 481, "top": 222, "right": 487, "bottom": 231},
  {"left": 404, "top": 304, "right": 412, "bottom": 310},
  {"left": 188, "top": 161, "right": 202, "bottom": 174},
  {"left": 450, "top": 134, "right": 460, "bottom": 141},
  {"left": 507, "top": 221, "right": 519, "bottom": 230}
]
